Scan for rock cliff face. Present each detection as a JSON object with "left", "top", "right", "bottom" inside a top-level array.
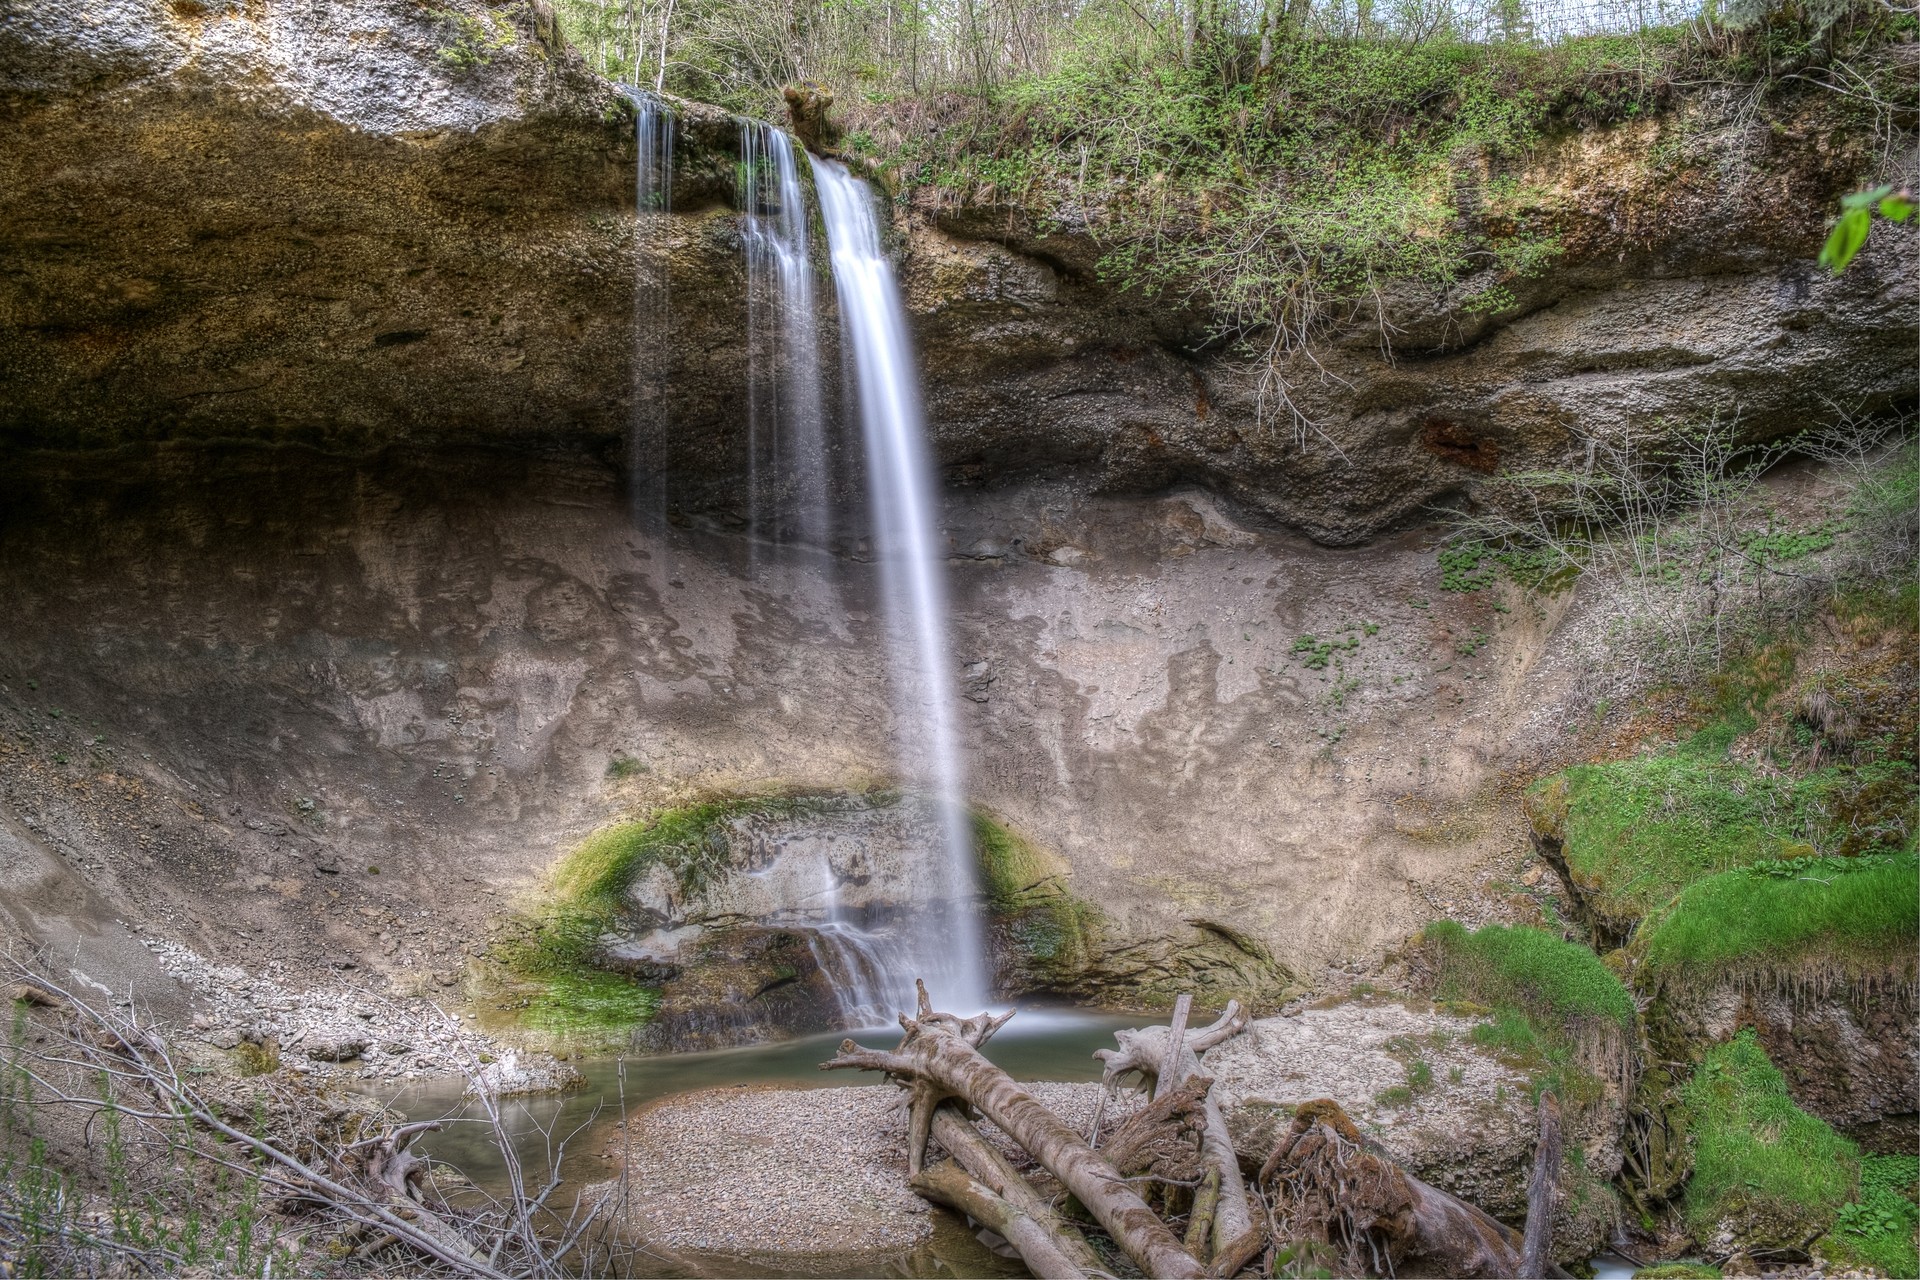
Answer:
[
  {"left": 4, "top": 0, "right": 1914, "bottom": 543},
  {"left": 0, "top": 1, "right": 1911, "bottom": 1020}
]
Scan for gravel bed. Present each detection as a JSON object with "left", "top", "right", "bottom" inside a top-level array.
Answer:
[
  {"left": 615, "top": 1079, "right": 1142, "bottom": 1257},
  {"left": 143, "top": 938, "right": 577, "bottom": 1093}
]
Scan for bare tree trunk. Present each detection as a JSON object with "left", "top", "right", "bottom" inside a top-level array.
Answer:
[
  {"left": 1520, "top": 1092, "right": 1564, "bottom": 1278},
  {"left": 1096, "top": 1000, "right": 1258, "bottom": 1266},
  {"left": 929, "top": 1103, "right": 1104, "bottom": 1275},
  {"left": 824, "top": 982, "right": 1207, "bottom": 1280},
  {"left": 911, "top": 1161, "right": 1092, "bottom": 1280}
]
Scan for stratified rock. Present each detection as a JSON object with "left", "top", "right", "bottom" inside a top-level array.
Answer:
[{"left": 3, "top": 1, "right": 1911, "bottom": 543}]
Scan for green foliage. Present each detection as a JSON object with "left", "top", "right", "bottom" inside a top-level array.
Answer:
[
  {"left": 1631, "top": 1265, "right": 1721, "bottom": 1279},
  {"left": 1829, "top": 1155, "right": 1920, "bottom": 1278},
  {"left": 1679, "top": 1031, "right": 1857, "bottom": 1249},
  {"left": 1440, "top": 538, "right": 1576, "bottom": 594},
  {"left": 1819, "top": 183, "right": 1916, "bottom": 274},
  {"left": 1636, "top": 851, "right": 1918, "bottom": 986},
  {"left": 1292, "top": 622, "right": 1376, "bottom": 669},
  {"left": 0, "top": 1037, "right": 295, "bottom": 1277},
  {"left": 1550, "top": 751, "right": 1916, "bottom": 927},
  {"left": 1424, "top": 920, "right": 1633, "bottom": 1029}
]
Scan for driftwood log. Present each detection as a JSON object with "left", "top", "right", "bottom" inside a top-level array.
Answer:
[
  {"left": 1519, "top": 1092, "right": 1565, "bottom": 1279},
  {"left": 910, "top": 1161, "right": 1094, "bottom": 1280},
  {"left": 1094, "top": 995, "right": 1261, "bottom": 1268},
  {"left": 927, "top": 1102, "right": 1105, "bottom": 1276},
  {"left": 823, "top": 981, "right": 1207, "bottom": 1280}
]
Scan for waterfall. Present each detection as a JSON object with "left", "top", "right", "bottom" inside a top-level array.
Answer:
[
  {"left": 629, "top": 91, "right": 675, "bottom": 540},
  {"left": 738, "top": 122, "right": 830, "bottom": 561},
  {"left": 815, "top": 159, "right": 988, "bottom": 1012}
]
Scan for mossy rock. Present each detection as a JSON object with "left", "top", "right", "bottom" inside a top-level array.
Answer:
[{"left": 974, "top": 811, "right": 1104, "bottom": 993}]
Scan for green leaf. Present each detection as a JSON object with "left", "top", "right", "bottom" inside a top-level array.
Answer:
[
  {"left": 1819, "top": 207, "right": 1871, "bottom": 274},
  {"left": 1840, "top": 183, "right": 1896, "bottom": 212},
  {"left": 1878, "top": 193, "right": 1914, "bottom": 224}
]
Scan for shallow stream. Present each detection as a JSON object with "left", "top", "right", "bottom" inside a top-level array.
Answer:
[{"left": 380, "top": 1008, "right": 1147, "bottom": 1278}]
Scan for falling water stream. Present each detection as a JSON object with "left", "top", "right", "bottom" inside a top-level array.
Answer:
[
  {"left": 815, "top": 159, "right": 989, "bottom": 1013},
  {"left": 738, "top": 121, "right": 830, "bottom": 561},
  {"left": 622, "top": 111, "right": 989, "bottom": 1027},
  {"left": 628, "top": 91, "right": 675, "bottom": 541}
]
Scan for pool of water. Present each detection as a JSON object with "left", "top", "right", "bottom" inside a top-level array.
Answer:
[{"left": 372, "top": 1006, "right": 1149, "bottom": 1277}]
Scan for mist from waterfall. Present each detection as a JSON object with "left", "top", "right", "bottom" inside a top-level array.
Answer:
[
  {"left": 815, "top": 158, "right": 988, "bottom": 1014},
  {"left": 738, "top": 122, "right": 830, "bottom": 564}
]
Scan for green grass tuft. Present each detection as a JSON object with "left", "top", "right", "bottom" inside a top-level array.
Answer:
[
  {"left": 1547, "top": 755, "right": 1916, "bottom": 931},
  {"left": 1636, "top": 852, "right": 1918, "bottom": 988},
  {"left": 1423, "top": 921, "right": 1632, "bottom": 1105},
  {"left": 1679, "top": 1030, "right": 1858, "bottom": 1251},
  {"left": 1424, "top": 921, "right": 1633, "bottom": 1028}
]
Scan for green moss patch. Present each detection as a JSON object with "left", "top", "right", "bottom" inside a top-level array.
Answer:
[
  {"left": 1679, "top": 1030, "right": 1858, "bottom": 1252},
  {"left": 974, "top": 811, "right": 1101, "bottom": 989},
  {"left": 491, "top": 794, "right": 835, "bottom": 1042},
  {"left": 1537, "top": 755, "right": 1916, "bottom": 938},
  {"left": 1423, "top": 921, "right": 1633, "bottom": 1029},
  {"left": 516, "top": 969, "right": 660, "bottom": 1039},
  {"left": 1635, "top": 852, "right": 1918, "bottom": 991}
]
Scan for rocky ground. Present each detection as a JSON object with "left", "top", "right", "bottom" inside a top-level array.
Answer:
[{"left": 141, "top": 937, "right": 580, "bottom": 1093}]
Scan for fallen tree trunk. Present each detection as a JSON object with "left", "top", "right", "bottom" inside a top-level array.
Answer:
[
  {"left": 928, "top": 1102, "right": 1104, "bottom": 1277},
  {"left": 910, "top": 1160, "right": 1093, "bottom": 1280},
  {"left": 1095, "top": 998, "right": 1259, "bottom": 1267},
  {"left": 1519, "top": 1092, "right": 1564, "bottom": 1279},
  {"left": 824, "top": 981, "right": 1207, "bottom": 1280}
]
